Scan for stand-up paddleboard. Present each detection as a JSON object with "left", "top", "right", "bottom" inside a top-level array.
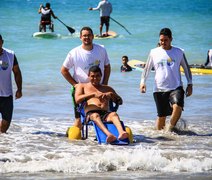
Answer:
[
  {"left": 32, "top": 32, "right": 59, "bottom": 39},
  {"left": 128, "top": 60, "right": 146, "bottom": 72},
  {"left": 94, "top": 31, "right": 118, "bottom": 39},
  {"left": 180, "top": 64, "right": 212, "bottom": 75}
]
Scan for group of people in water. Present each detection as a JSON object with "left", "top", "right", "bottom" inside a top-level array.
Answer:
[
  {"left": 1, "top": 2, "right": 211, "bottom": 144},
  {"left": 38, "top": 0, "right": 112, "bottom": 37},
  {"left": 60, "top": 26, "right": 193, "bottom": 143}
]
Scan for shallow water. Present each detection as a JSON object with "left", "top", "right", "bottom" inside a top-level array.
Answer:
[{"left": 0, "top": 0, "right": 212, "bottom": 179}]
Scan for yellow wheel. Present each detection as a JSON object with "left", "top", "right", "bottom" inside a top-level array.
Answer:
[
  {"left": 67, "top": 126, "right": 82, "bottom": 140},
  {"left": 125, "top": 126, "right": 133, "bottom": 144}
]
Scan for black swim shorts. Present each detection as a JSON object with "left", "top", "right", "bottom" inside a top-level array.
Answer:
[
  {"left": 100, "top": 16, "right": 110, "bottom": 26},
  {"left": 0, "top": 96, "right": 13, "bottom": 122},
  {"left": 86, "top": 110, "right": 111, "bottom": 122},
  {"left": 153, "top": 86, "right": 185, "bottom": 117}
]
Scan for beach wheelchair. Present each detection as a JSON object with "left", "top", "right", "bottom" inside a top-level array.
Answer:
[{"left": 76, "top": 100, "right": 132, "bottom": 145}]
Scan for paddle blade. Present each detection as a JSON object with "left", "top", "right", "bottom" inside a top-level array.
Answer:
[
  {"left": 67, "top": 26, "right": 75, "bottom": 34},
  {"left": 57, "top": 18, "right": 75, "bottom": 34}
]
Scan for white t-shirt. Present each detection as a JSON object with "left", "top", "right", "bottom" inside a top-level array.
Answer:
[
  {"left": 92, "top": 0, "right": 112, "bottom": 17},
  {"left": 141, "top": 46, "right": 192, "bottom": 92},
  {"left": 63, "top": 43, "right": 110, "bottom": 83},
  {"left": 0, "top": 48, "right": 14, "bottom": 96}
]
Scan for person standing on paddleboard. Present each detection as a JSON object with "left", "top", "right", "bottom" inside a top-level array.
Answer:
[
  {"left": 0, "top": 34, "right": 22, "bottom": 133},
  {"left": 140, "top": 28, "right": 193, "bottom": 131},
  {"left": 89, "top": 0, "right": 112, "bottom": 37},
  {"left": 204, "top": 49, "right": 212, "bottom": 67},
  {"left": 38, "top": 2, "right": 57, "bottom": 32},
  {"left": 61, "top": 26, "right": 111, "bottom": 130}
]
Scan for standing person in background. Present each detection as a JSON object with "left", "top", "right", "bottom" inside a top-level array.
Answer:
[
  {"left": 0, "top": 34, "right": 22, "bottom": 133},
  {"left": 140, "top": 28, "right": 193, "bottom": 131},
  {"left": 38, "top": 2, "right": 57, "bottom": 32},
  {"left": 89, "top": 0, "right": 112, "bottom": 37},
  {"left": 120, "top": 56, "right": 132, "bottom": 72},
  {"left": 61, "top": 26, "right": 111, "bottom": 131},
  {"left": 204, "top": 49, "right": 212, "bottom": 67}
]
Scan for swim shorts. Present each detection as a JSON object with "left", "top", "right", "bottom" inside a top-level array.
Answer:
[
  {"left": 86, "top": 110, "right": 111, "bottom": 122},
  {"left": 153, "top": 86, "right": 185, "bottom": 117},
  {"left": 0, "top": 96, "right": 13, "bottom": 122},
  {"left": 100, "top": 16, "right": 110, "bottom": 26}
]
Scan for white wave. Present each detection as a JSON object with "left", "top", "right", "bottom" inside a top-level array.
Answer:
[{"left": 0, "top": 145, "right": 211, "bottom": 174}]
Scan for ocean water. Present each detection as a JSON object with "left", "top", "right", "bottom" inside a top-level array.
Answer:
[{"left": 0, "top": 0, "right": 212, "bottom": 179}]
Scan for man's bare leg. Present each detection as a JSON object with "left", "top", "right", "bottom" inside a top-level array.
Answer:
[
  {"left": 169, "top": 104, "right": 182, "bottom": 130},
  {"left": 156, "top": 116, "right": 166, "bottom": 130},
  {"left": 106, "top": 25, "right": 109, "bottom": 36},
  {"left": 99, "top": 25, "right": 103, "bottom": 36},
  {"left": 73, "top": 118, "right": 82, "bottom": 129},
  {"left": 0, "top": 119, "right": 10, "bottom": 133}
]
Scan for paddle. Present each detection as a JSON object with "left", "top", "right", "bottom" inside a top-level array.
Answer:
[
  {"left": 57, "top": 18, "right": 75, "bottom": 34},
  {"left": 110, "top": 17, "right": 132, "bottom": 35}
]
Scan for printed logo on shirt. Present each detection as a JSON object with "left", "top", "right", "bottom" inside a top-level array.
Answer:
[
  {"left": 157, "top": 58, "right": 175, "bottom": 67},
  {"left": 85, "top": 60, "right": 100, "bottom": 70},
  {"left": 167, "top": 57, "right": 175, "bottom": 66},
  {"left": 0, "top": 60, "right": 9, "bottom": 70}
]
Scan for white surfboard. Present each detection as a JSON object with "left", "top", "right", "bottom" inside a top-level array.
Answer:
[{"left": 32, "top": 32, "right": 58, "bottom": 39}]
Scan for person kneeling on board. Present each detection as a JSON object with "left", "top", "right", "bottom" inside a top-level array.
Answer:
[
  {"left": 38, "top": 3, "right": 57, "bottom": 32},
  {"left": 74, "top": 65, "right": 128, "bottom": 143}
]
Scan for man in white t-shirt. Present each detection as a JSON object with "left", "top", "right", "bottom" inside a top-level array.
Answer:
[
  {"left": 140, "top": 28, "right": 193, "bottom": 131},
  {"left": 61, "top": 26, "right": 111, "bottom": 129}
]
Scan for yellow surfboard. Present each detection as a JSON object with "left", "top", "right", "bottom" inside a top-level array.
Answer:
[{"left": 180, "top": 65, "right": 212, "bottom": 75}]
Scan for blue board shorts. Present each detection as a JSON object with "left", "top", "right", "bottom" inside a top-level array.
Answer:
[
  {"left": 0, "top": 96, "right": 13, "bottom": 122},
  {"left": 153, "top": 86, "right": 185, "bottom": 117}
]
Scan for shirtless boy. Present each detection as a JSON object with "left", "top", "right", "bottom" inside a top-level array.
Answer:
[{"left": 75, "top": 65, "right": 128, "bottom": 143}]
